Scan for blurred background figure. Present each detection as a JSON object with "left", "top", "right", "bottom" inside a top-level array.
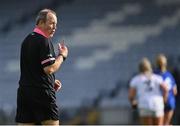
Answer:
[
  {"left": 154, "top": 54, "right": 178, "bottom": 125},
  {"left": 128, "top": 58, "right": 168, "bottom": 125}
]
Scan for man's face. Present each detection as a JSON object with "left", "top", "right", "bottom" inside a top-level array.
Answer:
[{"left": 43, "top": 12, "right": 57, "bottom": 38}]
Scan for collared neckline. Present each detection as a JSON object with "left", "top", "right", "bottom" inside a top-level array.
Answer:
[{"left": 33, "top": 27, "right": 48, "bottom": 38}]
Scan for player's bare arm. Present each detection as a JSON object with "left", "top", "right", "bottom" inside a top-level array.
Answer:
[
  {"left": 128, "top": 87, "right": 137, "bottom": 108},
  {"left": 160, "top": 83, "right": 168, "bottom": 103},
  {"left": 44, "top": 41, "right": 68, "bottom": 74},
  {"left": 173, "top": 85, "right": 178, "bottom": 96}
]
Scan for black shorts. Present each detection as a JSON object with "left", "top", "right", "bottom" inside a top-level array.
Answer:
[{"left": 15, "top": 86, "right": 59, "bottom": 123}]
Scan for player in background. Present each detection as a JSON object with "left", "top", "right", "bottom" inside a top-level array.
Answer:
[
  {"left": 128, "top": 58, "right": 168, "bottom": 125},
  {"left": 155, "top": 54, "right": 178, "bottom": 125}
]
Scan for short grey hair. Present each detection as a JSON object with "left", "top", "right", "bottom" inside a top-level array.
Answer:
[{"left": 35, "top": 9, "right": 56, "bottom": 25}]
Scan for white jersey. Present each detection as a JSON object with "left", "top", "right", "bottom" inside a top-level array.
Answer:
[{"left": 130, "top": 73, "right": 164, "bottom": 111}]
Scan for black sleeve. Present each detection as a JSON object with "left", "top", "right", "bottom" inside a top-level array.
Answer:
[{"left": 40, "top": 38, "right": 55, "bottom": 68}]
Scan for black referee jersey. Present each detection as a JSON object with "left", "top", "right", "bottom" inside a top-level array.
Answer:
[{"left": 19, "top": 32, "right": 56, "bottom": 90}]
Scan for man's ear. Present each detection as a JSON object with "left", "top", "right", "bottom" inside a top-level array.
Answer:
[{"left": 38, "top": 20, "right": 45, "bottom": 27}]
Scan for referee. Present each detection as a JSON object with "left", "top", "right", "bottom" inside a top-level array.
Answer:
[{"left": 15, "top": 9, "right": 68, "bottom": 125}]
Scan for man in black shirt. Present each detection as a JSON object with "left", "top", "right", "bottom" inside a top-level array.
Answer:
[{"left": 15, "top": 9, "right": 68, "bottom": 125}]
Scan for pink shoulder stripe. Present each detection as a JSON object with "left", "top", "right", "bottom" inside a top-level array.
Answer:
[{"left": 41, "top": 58, "right": 55, "bottom": 65}]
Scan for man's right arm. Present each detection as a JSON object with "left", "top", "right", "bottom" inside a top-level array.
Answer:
[
  {"left": 43, "top": 42, "right": 68, "bottom": 74},
  {"left": 43, "top": 54, "right": 64, "bottom": 74}
]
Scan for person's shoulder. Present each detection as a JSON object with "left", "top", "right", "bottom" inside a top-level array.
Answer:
[
  {"left": 131, "top": 74, "right": 142, "bottom": 82},
  {"left": 161, "top": 71, "right": 174, "bottom": 80},
  {"left": 165, "top": 71, "right": 173, "bottom": 76},
  {"left": 129, "top": 74, "right": 143, "bottom": 87},
  {"left": 27, "top": 32, "right": 47, "bottom": 41}
]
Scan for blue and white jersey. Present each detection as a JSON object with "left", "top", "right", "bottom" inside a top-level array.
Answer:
[{"left": 155, "top": 70, "right": 176, "bottom": 109}]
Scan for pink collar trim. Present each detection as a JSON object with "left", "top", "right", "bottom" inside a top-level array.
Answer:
[{"left": 33, "top": 27, "right": 48, "bottom": 38}]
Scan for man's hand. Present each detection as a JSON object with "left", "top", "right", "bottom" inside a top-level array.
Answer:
[
  {"left": 54, "top": 79, "right": 62, "bottom": 92},
  {"left": 58, "top": 40, "right": 68, "bottom": 60}
]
